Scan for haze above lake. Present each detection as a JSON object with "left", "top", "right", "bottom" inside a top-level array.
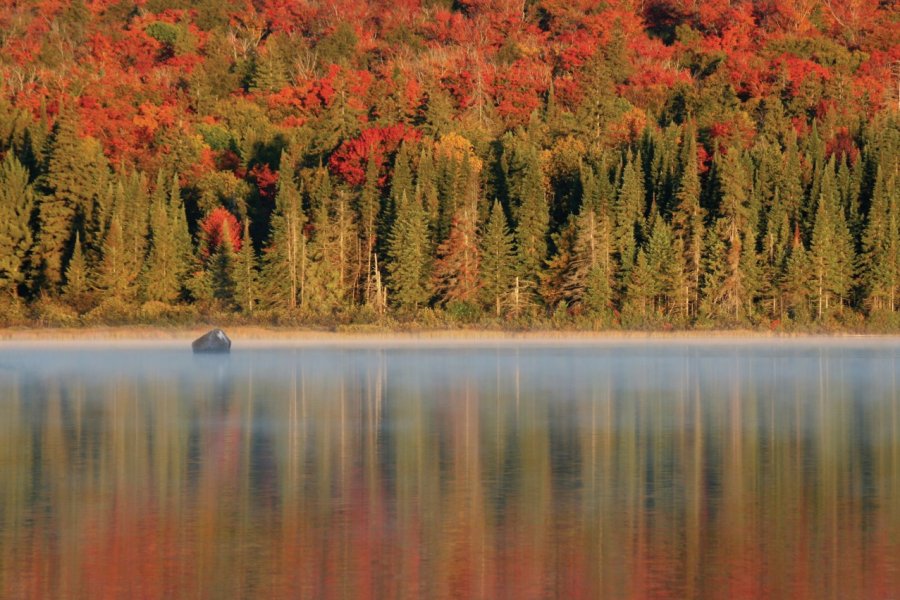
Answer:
[{"left": 1, "top": 340, "right": 898, "bottom": 598}]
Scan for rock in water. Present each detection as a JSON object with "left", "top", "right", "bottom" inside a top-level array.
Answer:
[{"left": 192, "top": 329, "right": 231, "bottom": 354}]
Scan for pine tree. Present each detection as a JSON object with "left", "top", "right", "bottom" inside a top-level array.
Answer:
[
  {"left": 558, "top": 205, "right": 614, "bottom": 317},
  {"left": 781, "top": 228, "right": 814, "bottom": 324},
  {"left": 512, "top": 147, "right": 549, "bottom": 286},
  {"left": 644, "top": 212, "right": 678, "bottom": 316},
  {"left": 93, "top": 211, "right": 133, "bottom": 301},
  {"left": 63, "top": 231, "right": 89, "bottom": 309},
  {"left": 432, "top": 207, "right": 480, "bottom": 305},
  {"left": 479, "top": 201, "right": 516, "bottom": 317},
  {"left": 0, "top": 153, "right": 34, "bottom": 297},
  {"left": 671, "top": 122, "right": 704, "bottom": 317},
  {"left": 613, "top": 151, "right": 644, "bottom": 274},
  {"left": 263, "top": 152, "right": 306, "bottom": 312},
  {"left": 142, "top": 173, "right": 180, "bottom": 303},
  {"left": 708, "top": 149, "right": 754, "bottom": 321},
  {"left": 623, "top": 249, "right": 656, "bottom": 322},
  {"left": 387, "top": 191, "right": 431, "bottom": 311},
  {"left": 36, "top": 113, "right": 109, "bottom": 289},
  {"left": 234, "top": 219, "right": 259, "bottom": 314},
  {"left": 210, "top": 217, "right": 238, "bottom": 310},
  {"left": 809, "top": 160, "right": 855, "bottom": 319},
  {"left": 250, "top": 49, "right": 288, "bottom": 92},
  {"left": 859, "top": 166, "right": 898, "bottom": 313},
  {"left": 358, "top": 153, "right": 381, "bottom": 302}
]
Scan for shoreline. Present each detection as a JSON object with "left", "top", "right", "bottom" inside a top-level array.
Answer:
[{"left": 0, "top": 326, "right": 897, "bottom": 348}]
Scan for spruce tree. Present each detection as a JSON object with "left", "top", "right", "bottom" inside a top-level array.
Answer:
[
  {"left": 809, "top": 160, "right": 855, "bottom": 319},
  {"left": 36, "top": 113, "right": 108, "bottom": 289},
  {"left": 263, "top": 153, "right": 306, "bottom": 312},
  {"left": 558, "top": 205, "right": 614, "bottom": 316},
  {"left": 234, "top": 219, "right": 258, "bottom": 314},
  {"left": 142, "top": 173, "right": 180, "bottom": 303},
  {"left": 613, "top": 151, "right": 644, "bottom": 274},
  {"left": 479, "top": 201, "right": 516, "bottom": 317},
  {"left": 671, "top": 122, "right": 704, "bottom": 317},
  {"left": 94, "top": 211, "right": 133, "bottom": 301},
  {"left": 432, "top": 208, "right": 480, "bottom": 305},
  {"left": 210, "top": 218, "right": 238, "bottom": 310},
  {"left": 63, "top": 231, "right": 89, "bottom": 310},
  {"left": 512, "top": 147, "right": 549, "bottom": 286},
  {"left": 0, "top": 153, "right": 34, "bottom": 297},
  {"left": 859, "top": 166, "right": 898, "bottom": 313},
  {"left": 387, "top": 191, "right": 431, "bottom": 311}
]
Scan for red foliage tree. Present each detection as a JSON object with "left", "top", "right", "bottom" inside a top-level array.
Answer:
[{"left": 199, "top": 207, "right": 242, "bottom": 259}]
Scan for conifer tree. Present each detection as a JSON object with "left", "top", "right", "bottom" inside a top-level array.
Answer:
[
  {"left": 644, "top": 213, "right": 678, "bottom": 315},
  {"left": 36, "top": 113, "right": 108, "bottom": 289},
  {"left": 671, "top": 122, "right": 704, "bottom": 316},
  {"left": 142, "top": 173, "right": 180, "bottom": 303},
  {"left": 94, "top": 211, "right": 133, "bottom": 301},
  {"left": 387, "top": 191, "right": 431, "bottom": 311},
  {"left": 234, "top": 219, "right": 258, "bottom": 314},
  {"left": 210, "top": 218, "right": 238, "bottom": 309},
  {"left": 479, "top": 201, "right": 516, "bottom": 317},
  {"left": 305, "top": 192, "right": 347, "bottom": 313},
  {"left": 0, "top": 153, "right": 34, "bottom": 297},
  {"left": 263, "top": 152, "right": 306, "bottom": 312},
  {"left": 63, "top": 231, "right": 89, "bottom": 309},
  {"left": 432, "top": 208, "right": 480, "bottom": 305},
  {"left": 613, "top": 152, "right": 644, "bottom": 274},
  {"left": 558, "top": 205, "right": 614, "bottom": 316},
  {"left": 623, "top": 249, "right": 656, "bottom": 321},
  {"left": 859, "top": 166, "right": 898, "bottom": 313},
  {"left": 809, "top": 160, "right": 855, "bottom": 319},
  {"left": 781, "top": 229, "right": 813, "bottom": 324},
  {"left": 512, "top": 147, "right": 549, "bottom": 286}
]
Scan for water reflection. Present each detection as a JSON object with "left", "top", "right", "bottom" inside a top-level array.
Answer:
[{"left": 0, "top": 343, "right": 898, "bottom": 599}]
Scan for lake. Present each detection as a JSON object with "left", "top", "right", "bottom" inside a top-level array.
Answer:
[{"left": 0, "top": 339, "right": 898, "bottom": 598}]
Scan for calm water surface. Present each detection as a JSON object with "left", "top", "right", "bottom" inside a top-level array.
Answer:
[{"left": 0, "top": 341, "right": 899, "bottom": 599}]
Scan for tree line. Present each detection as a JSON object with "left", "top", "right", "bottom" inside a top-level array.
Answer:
[{"left": 0, "top": 109, "right": 897, "bottom": 330}]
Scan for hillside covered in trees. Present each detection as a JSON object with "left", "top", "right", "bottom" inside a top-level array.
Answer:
[{"left": 0, "top": 0, "right": 898, "bottom": 330}]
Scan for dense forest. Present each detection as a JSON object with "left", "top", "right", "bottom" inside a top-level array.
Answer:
[{"left": 0, "top": 0, "right": 898, "bottom": 330}]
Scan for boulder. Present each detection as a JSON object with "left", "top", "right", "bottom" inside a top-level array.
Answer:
[{"left": 192, "top": 329, "right": 231, "bottom": 354}]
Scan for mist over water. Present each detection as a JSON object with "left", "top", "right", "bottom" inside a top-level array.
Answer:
[{"left": 1, "top": 341, "right": 899, "bottom": 598}]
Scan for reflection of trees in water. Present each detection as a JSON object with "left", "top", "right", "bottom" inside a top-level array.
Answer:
[{"left": 0, "top": 348, "right": 898, "bottom": 598}]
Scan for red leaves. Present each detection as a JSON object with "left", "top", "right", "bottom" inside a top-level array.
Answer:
[
  {"left": 200, "top": 207, "right": 242, "bottom": 258},
  {"left": 329, "top": 124, "right": 421, "bottom": 187}
]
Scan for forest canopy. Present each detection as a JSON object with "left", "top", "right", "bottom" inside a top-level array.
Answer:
[{"left": 0, "top": 0, "right": 898, "bottom": 330}]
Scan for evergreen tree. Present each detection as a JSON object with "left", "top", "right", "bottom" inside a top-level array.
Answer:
[
  {"left": 781, "top": 228, "right": 814, "bottom": 324},
  {"left": 671, "top": 122, "right": 704, "bottom": 317},
  {"left": 809, "top": 160, "right": 855, "bottom": 319},
  {"left": 93, "top": 211, "right": 133, "bottom": 301},
  {"left": 63, "top": 231, "right": 89, "bottom": 309},
  {"left": 613, "top": 151, "right": 644, "bottom": 274},
  {"left": 387, "top": 191, "right": 431, "bottom": 311},
  {"left": 479, "top": 201, "right": 516, "bottom": 317},
  {"left": 432, "top": 208, "right": 480, "bottom": 305},
  {"left": 250, "top": 49, "right": 288, "bottom": 92},
  {"left": 512, "top": 147, "right": 549, "bottom": 286},
  {"left": 234, "top": 219, "right": 259, "bottom": 314},
  {"left": 142, "top": 173, "right": 180, "bottom": 303},
  {"left": 263, "top": 152, "right": 306, "bottom": 312},
  {"left": 210, "top": 217, "right": 238, "bottom": 309},
  {"left": 0, "top": 153, "right": 34, "bottom": 297},
  {"left": 859, "top": 166, "right": 898, "bottom": 313},
  {"left": 559, "top": 205, "right": 614, "bottom": 317},
  {"left": 36, "top": 113, "right": 109, "bottom": 289}
]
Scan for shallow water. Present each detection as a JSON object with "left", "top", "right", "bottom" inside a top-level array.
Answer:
[{"left": 0, "top": 341, "right": 899, "bottom": 599}]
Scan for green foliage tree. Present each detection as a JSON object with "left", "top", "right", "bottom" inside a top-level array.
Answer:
[
  {"left": 263, "top": 153, "right": 306, "bottom": 312},
  {"left": 479, "top": 201, "right": 516, "bottom": 317},
  {"left": 387, "top": 192, "right": 431, "bottom": 311},
  {"left": 0, "top": 154, "right": 34, "bottom": 297}
]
